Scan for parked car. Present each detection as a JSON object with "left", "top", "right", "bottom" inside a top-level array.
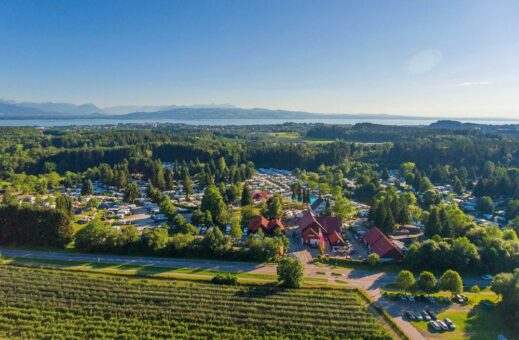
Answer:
[
  {"left": 426, "top": 296, "right": 437, "bottom": 304},
  {"left": 444, "top": 318, "right": 456, "bottom": 330},
  {"left": 437, "top": 320, "right": 449, "bottom": 331},
  {"left": 408, "top": 296, "right": 415, "bottom": 302},
  {"left": 429, "top": 320, "right": 442, "bottom": 332},
  {"left": 481, "top": 274, "right": 493, "bottom": 280},
  {"left": 414, "top": 312, "right": 423, "bottom": 321},
  {"left": 453, "top": 294, "right": 465, "bottom": 303},
  {"left": 421, "top": 310, "right": 431, "bottom": 321},
  {"left": 404, "top": 310, "right": 415, "bottom": 321},
  {"left": 427, "top": 310, "right": 437, "bottom": 320}
]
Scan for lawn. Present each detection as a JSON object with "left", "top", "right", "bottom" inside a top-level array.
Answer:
[
  {"left": 410, "top": 305, "right": 512, "bottom": 340},
  {"left": 0, "top": 265, "right": 392, "bottom": 339},
  {"left": 3, "top": 257, "right": 277, "bottom": 282},
  {"left": 268, "top": 131, "right": 302, "bottom": 139}
]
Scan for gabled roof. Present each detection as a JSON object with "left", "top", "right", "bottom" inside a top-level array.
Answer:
[
  {"left": 328, "top": 230, "right": 345, "bottom": 246},
  {"left": 267, "top": 218, "right": 286, "bottom": 232},
  {"left": 248, "top": 215, "right": 268, "bottom": 233},
  {"left": 363, "top": 227, "right": 403, "bottom": 260},
  {"left": 311, "top": 198, "right": 325, "bottom": 211},
  {"left": 316, "top": 216, "right": 341, "bottom": 235},
  {"left": 249, "top": 215, "right": 285, "bottom": 234},
  {"left": 298, "top": 211, "right": 326, "bottom": 234}
]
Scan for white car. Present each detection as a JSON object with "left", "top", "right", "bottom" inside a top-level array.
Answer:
[{"left": 481, "top": 274, "right": 493, "bottom": 280}]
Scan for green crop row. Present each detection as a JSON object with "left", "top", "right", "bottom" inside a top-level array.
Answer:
[{"left": 0, "top": 265, "right": 391, "bottom": 339}]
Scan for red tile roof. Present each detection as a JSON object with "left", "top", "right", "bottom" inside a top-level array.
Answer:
[
  {"left": 248, "top": 215, "right": 268, "bottom": 233},
  {"left": 363, "top": 227, "right": 403, "bottom": 260},
  {"left": 299, "top": 211, "right": 344, "bottom": 246},
  {"left": 252, "top": 191, "right": 268, "bottom": 200},
  {"left": 249, "top": 216, "right": 285, "bottom": 234},
  {"left": 328, "top": 230, "right": 345, "bottom": 246}
]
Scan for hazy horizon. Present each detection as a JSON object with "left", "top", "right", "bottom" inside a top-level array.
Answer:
[{"left": 2, "top": 1, "right": 519, "bottom": 118}]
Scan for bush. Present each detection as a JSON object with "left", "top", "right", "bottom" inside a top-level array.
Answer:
[
  {"left": 211, "top": 273, "right": 238, "bottom": 285},
  {"left": 470, "top": 285, "right": 480, "bottom": 294},
  {"left": 367, "top": 253, "right": 380, "bottom": 267}
]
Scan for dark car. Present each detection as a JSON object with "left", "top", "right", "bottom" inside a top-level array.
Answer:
[
  {"left": 444, "top": 318, "right": 456, "bottom": 330},
  {"left": 421, "top": 310, "right": 431, "bottom": 321},
  {"left": 427, "top": 310, "right": 437, "bottom": 320},
  {"left": 437, "top": 320, "right": 449, "bottom": 331},
  {"left": 404, "top": 310, "right": 415, "bottom": 321},
  {"left": 429, "top": 320, "right": 441, "bottom": 332},
  {"left": 414, "top": 312, "right": 423, "bottom": 321}
]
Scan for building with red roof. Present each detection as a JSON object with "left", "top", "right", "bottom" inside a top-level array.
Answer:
[
  {"left": 298, "top": 211, "right": 345, "bottom": 248},
  {"left": 252, "top": 190, "right": 268, "bottom": 201},
  {"left": 248, "top": 215, "right": 285, "bottom": 235},
  {"left": 362, "top": 227, "right": 403, "bottom": 260}
]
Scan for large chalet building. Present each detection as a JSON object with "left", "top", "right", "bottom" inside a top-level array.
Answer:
[{"left": 298, "top": 211, "right": 345, "bottom": 249}]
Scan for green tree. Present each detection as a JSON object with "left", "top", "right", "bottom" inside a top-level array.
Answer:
[
  {"left": 240, "top": 184, "right": 253, "bottom": 206},
  {"left": 230, "top": 218, "right": 243, "bottom": 240},
  {"left": 75, "top": 219, "right": 112, "bottom": 252},
  {"left": 395, "top": 270, "right": 415, "bottom": 294},
  {"left": 417, "top": 271, "right": 437, "bottom": 293},
  {"left": 277, "top": 257, "right": 304, "bottom": 288},
  {"left": 453, "top": 176, "right": 464, "bottom": 195},
  {"left": 367, "top": 253, "right": 380, "bottom": 267},
  {"left": 267, "top": 194, "right": 283, "bottom": 219},
  {"left": 182, "top": 171, "right": 193, "bottom": 198},
  {"left": 440, "top": 269, "right": 463, "bottom": 296},
  {"left": 164, "top": 168, "right": 175, "bottom": 191},
  {"left": 55, "top": 194, "right": 74, "bottom": 219},
  {"left": 201, "top": 185, "right": 228, "bottom": 226},
  {"left": 477, "top": 196, "right": 495, "bottom": 214},
  {"left": 334, "top": 196, "right": 355, "bottom": 220},
  {"left": 81, "top": 179, "right": 94, "bottom": 196},
  {"left": 124, "top": 182, "right": 140, "bottom": 203},
  {"left": 425, "top": 207, "right": 443, "bottom": 238},
  {"left": 191, "top": 209, "right": 205, "bottom": 226}
]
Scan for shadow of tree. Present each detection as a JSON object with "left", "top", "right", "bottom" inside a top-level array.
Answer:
[{"left": 464, "top": 302, "right": 512, "bottom": 340}]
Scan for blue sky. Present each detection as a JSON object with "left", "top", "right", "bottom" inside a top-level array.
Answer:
[{"left": 1, "top": 0, "right": 519, "bottom": 117}]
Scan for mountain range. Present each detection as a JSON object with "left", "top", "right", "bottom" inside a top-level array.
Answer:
[{"left": 0, "top": 99, "right": 517, "bottom": 123}]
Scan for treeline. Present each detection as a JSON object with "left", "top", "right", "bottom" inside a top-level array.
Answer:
[
  {"left": 406, "top": 207, "right": 519, "bottom": 274},
  {"left": 75, "top": 219, "right": 284, "bottom": 262},
  {"left": 0, "top": 205, "right": 73, "bottom": 247}
]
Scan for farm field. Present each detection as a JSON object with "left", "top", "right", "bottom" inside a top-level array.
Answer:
[{"left": 0, "top": 265, "right": 392, "bottom": 339}]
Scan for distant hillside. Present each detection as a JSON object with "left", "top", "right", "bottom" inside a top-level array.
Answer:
[
  {"left": 103, "top": 103, "right": 237, "bottom": 115},
  {"left": 117, "top": 107, "right": 417, "bottom": 120},
  {"left": 0, "top": 100, "right": 104, "bottom": 118},
  {"left": 18, "top": 101, "right": 104, "bottom": 115},
  {"left": 428, "top": 120, "right": 519, "bottom": 135}
]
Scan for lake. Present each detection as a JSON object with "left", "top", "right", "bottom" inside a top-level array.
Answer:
[{"left": 0, "top": 118, "right": 517, "bottom": 127}]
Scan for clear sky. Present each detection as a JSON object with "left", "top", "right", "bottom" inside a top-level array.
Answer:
[{"left": 1, "top": 0, "right": 519, "bottom": 117}]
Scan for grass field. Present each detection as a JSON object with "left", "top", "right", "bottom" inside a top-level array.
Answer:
[
  {"left": 0, "top": 265, "right": 391, "bottom": 339},
  {"left": 410, "top": 305, "right": 512, "bottom": 340},
  {"left": 268, "top": 131, "right": 302, "bottom": 139}
]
